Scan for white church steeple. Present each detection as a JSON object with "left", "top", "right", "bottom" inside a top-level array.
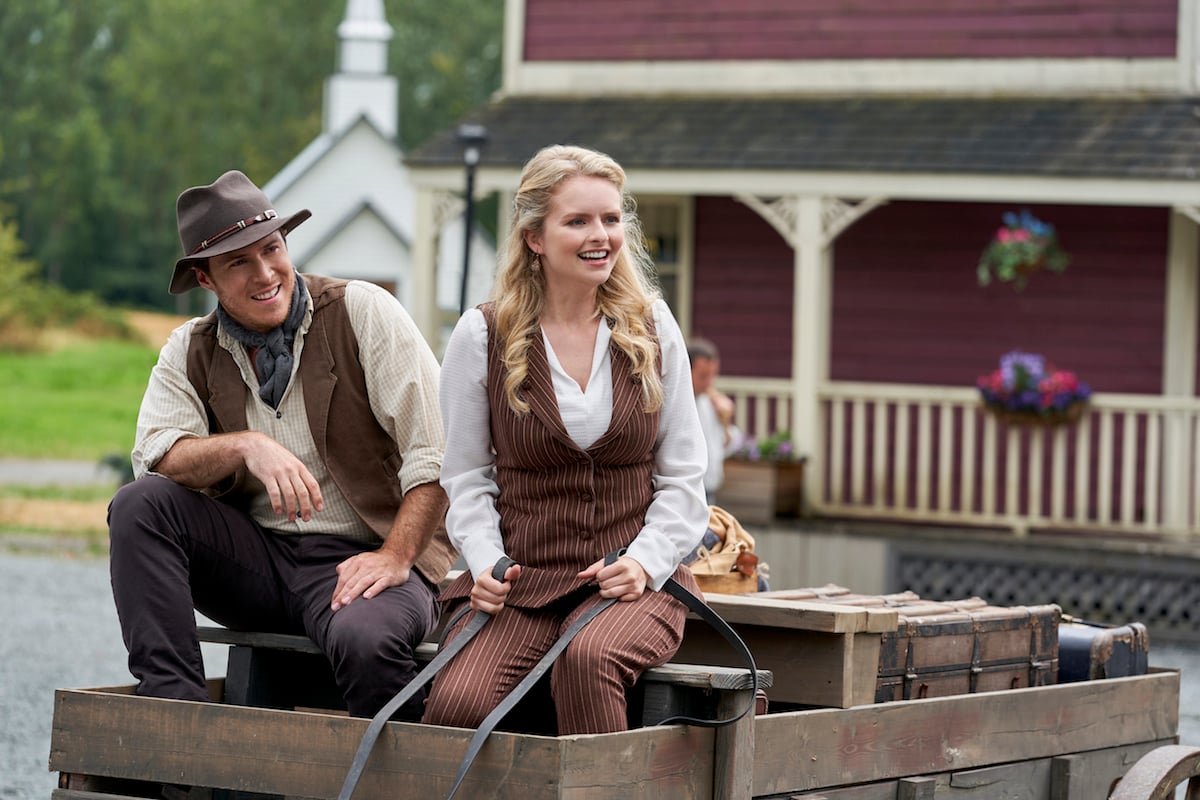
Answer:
[{"left": 324, "top": 0, "right": 398, "bottom": 138}]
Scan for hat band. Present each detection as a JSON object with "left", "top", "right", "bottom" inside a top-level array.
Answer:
[{"left": 189, "top": 209, "right": 279, "bottom": 255}]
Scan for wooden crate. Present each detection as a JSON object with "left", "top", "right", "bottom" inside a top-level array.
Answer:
[{"left": 674, "top": 591, "right": 899, "bottom": 708}]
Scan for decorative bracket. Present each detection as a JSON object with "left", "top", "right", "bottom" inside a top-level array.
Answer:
[
  {"left": 735, "top": 194, "right": 889, "bottom": 248},
  {"left": 432, "top": 189, "right": 466, "bottom": 229},
  {"left": 821, "top": 196, "right": 889, "bottom": 246},
  {"left": 734, "top": 194, "right": 801, "bottom": 248}
]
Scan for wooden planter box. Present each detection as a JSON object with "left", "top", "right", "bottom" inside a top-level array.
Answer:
[{"left": 717, "top": 458, "right": 806, "bottom": 526}]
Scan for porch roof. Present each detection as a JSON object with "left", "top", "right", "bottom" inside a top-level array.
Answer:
[{"left": 407, "top": 95, "right": 1200, "bottom": 198}]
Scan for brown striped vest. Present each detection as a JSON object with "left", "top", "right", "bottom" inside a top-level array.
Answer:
[{"left": 442, "top": 303, "right": 696, "bottom": 608}]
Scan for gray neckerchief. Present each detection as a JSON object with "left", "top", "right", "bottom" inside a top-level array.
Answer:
[{"left": 217, "top": 273, "right": 308, "bottom": 410}]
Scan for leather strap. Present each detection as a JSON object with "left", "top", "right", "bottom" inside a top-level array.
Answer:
[
  {"left": 339, "top": 553, "right": 758, "bottom": 800},
  {"left": 445, "top": 548, "right": 626, "bottom": 799},
  {"left": 445, "top": 555, "right": 758, "bottom": 797},
  {"left": 657, "top": 577, "right": 758, "bottom": 728},
  {"left": 337, "top": 557, "right": 515, "bottom": 800}
]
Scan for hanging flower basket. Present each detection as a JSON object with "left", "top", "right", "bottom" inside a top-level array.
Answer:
[
  {"left": 984, "top": 400, "right": 1089, "bottom": 428},
  {"left": 977, "top": 210, "right": 1069, "bottom": 289},
  {"left": 977, "top": 351, "right": 1091, "bottom": 427}
]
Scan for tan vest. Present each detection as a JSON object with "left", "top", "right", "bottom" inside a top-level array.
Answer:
[
  {"left": 442, "top": 304, "right": 696, "bottom": 608},
  {"left": 185, "top": 274, "right": 455, "bottom": 585}
]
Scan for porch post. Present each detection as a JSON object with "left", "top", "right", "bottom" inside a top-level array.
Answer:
[
  {"left": 794, "top": 196, "right": 829, "bottom": 510},
  {"left": 1162, "top": 209, "right": 1199, "bottom": 533},
  {"left": 1178, "top": 0, "right": 1200, "bottom": 92},
  {"left": 411, "top": 186, "right": 440, "bottom": 348}
]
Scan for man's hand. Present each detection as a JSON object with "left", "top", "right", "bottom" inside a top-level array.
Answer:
[
  {"left": 578, "top": 555, "right": 648, "bottom": 602},
  {"left": 239, "top": 434, "right": 324, "bottom": 522},
  {"left": 155, "top": 431, "right": 324, "bottom": 522},
  {"left": 331, "top": 548, "right": 411, "bottom": 611},
  {"left": 709, "top": 388, "right": 735, "bottom": 427},
  {"left": 469, "top": 562, "right": 521, "bottom": 615},
  {"left": 327, "top": 481, "right": 446, "bottom": 611}
]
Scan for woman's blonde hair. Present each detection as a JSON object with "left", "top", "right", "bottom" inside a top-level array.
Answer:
[{"left": 491, "top": 144, "right": 663, "bottom": 414}]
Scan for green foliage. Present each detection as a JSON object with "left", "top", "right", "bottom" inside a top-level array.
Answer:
[
  {"left": 0, "top": 213, "right": 133, "bottom": 350},
  {"left": 732, "top": 430, "right": 800, "bottom": 462},
  {"left": 0, "top": 339, "right": 156, "bottom": 460},
  {"left": 392, "top": 0, "right": 504, "bottom": 150},
  {"left": 0, "top": 216, "right": 42, "bottom": 347},
  {"left": 0, "top": 0, "right": 503, "bottom": 311}
]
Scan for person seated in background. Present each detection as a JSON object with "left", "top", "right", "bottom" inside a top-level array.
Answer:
[
  {"left": 688, "top": 336, "right": 742, "bottom": 504},
  {"left": 106, "top": 170, "right": 455, "bottom": 731}
]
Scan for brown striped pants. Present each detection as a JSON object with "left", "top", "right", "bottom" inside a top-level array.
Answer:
[{"left": 421, "top": 585, "right": 687, "bottom": 734}]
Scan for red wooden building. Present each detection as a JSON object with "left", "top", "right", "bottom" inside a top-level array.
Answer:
[{"left": 404, "top": 0, "right": 1200, "bottom": 541}]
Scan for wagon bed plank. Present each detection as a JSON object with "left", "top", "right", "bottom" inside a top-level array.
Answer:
[
  {"left": 50, "top": 686, "right": 723, "bottom": 800},
  {"left": 751, "top": 669, "right": 1180, "bottom": 797},
  {"left": 782, "top": 740, "right": 1174, "bottom": 800},
  {"left": 50, "top": 688, "right": 564, "bottom": 800}
]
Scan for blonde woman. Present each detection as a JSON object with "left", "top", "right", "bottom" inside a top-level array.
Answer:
[{"left": 423, "top": 145, "right": 708, "bottom": 734}]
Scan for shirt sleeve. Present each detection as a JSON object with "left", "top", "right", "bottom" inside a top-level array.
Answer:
[
  {"left": 346, "top": 281, "right": 445, "bottom": 493},
  {"left": 130, "top": 319, "right": 211, "bottom": 478},
  {"left": 438, "top": 307, "right": 507, "bottom": 579},
  {"left": 624, "top": 300, "right": 710, "bottom": 590}
]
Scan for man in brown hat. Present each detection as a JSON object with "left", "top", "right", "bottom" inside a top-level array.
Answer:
[{"left": 107, "top": 170, "right": 455, "bottom": 724}]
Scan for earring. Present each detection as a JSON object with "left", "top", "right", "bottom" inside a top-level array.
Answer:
[{"left": 531, "top": 254, "right": 541, "bottom": 272}]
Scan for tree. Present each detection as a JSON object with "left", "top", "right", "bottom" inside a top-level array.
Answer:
[
  {"left": 0, "top": 0, "right": 503, "bottom": 311},
  {"left": 391, "top": 0, "right": 504, "bottom": 151}
]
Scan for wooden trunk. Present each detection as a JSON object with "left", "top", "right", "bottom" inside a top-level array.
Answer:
[
  {"left": 717, "top": 459, "right": 805, "bottom": 526},
  {"left": 872, "top": 602, "right": 1060, "bottom": 702}
]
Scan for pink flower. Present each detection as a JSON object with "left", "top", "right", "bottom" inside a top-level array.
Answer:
[
  {"left": 1012, "top": 229, "right": 1030, "bottom": 242},
  {"left": 996, "top": 229, "right": 1012, "bottom": 243}
]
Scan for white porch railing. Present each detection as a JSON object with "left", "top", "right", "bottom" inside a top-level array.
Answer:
[{"left": 717, "top": 377, "right": 1200, "bottom": 538}]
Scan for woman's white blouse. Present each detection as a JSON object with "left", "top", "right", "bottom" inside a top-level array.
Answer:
[{"left": 438, "top": 300, "right": 709, "bottom": 590}]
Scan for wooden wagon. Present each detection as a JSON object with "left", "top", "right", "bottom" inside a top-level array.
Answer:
[{"left": 48, "top": 589, "right": 1197, "bottom": 800}]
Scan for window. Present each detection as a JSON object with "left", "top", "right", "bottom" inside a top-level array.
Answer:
[{"left": 637, "top": 196, "right": 693, "bottom": 332}]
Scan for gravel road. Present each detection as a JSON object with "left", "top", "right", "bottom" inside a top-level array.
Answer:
[{"left": 1, "top": 551, "right": 226, "bottom": 798}]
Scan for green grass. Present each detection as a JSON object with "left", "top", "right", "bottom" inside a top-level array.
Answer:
[
  {"left": 0, "top": 484, "right": 116, "bottom": 501},
  {"left": 0, "top": 339, "right": 157, "bottom": 460}
]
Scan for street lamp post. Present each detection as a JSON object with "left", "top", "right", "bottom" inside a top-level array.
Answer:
[{"left": 457, "top": 124, "right": 488, "bottom": 316}]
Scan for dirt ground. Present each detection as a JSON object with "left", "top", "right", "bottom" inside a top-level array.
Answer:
[{"left": 0, "top": 498, "right": 109, "bottom": 534}]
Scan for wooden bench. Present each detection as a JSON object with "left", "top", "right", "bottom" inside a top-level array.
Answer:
[{"left": 196, "top": 625, "right": 771, "bottom": 730}]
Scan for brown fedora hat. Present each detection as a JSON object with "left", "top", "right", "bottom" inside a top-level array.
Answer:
[{"left": 170, "top": 170, "right": 311, "bottom": 294}]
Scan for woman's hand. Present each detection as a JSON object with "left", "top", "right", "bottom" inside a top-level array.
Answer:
[
  {"left": 579, "top": 555, "right": 649, "bottom": 602},
  {"left": 470, "top": 562, "right": 521, "bottom": 614}
]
